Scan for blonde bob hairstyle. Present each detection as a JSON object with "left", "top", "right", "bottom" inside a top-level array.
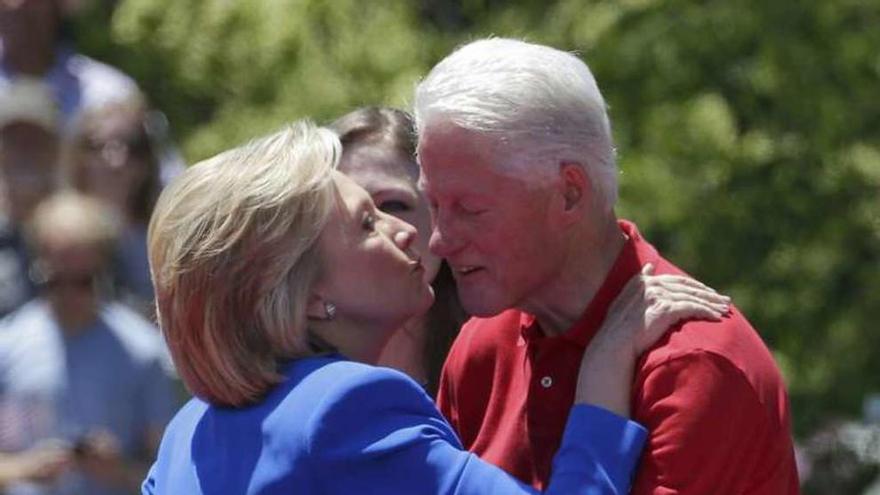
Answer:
[{"left": 148, "top": 120, "right": 339, "bottom": 407}]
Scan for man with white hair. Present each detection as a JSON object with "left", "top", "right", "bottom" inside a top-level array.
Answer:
[{"left": 415, "top": 38, "right": 799, "bottom": 494}]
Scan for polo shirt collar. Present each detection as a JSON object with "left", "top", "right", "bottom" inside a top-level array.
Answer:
[{"left": 519, "top": 220, "right": 660, "bottom": 347}]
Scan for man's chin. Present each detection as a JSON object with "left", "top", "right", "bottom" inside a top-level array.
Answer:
[{"left": 459, "top": 294, "right": 507, "bottom": 318}]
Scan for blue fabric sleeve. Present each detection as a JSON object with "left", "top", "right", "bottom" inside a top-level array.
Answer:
[
  {"left": 553, "top": 405, "right": 648, "bottom": 492},
  {"left": 306, "top": 367, "right": 647, "bottom": 494}
]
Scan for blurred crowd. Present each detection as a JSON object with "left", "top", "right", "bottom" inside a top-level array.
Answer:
[{"left": 0, "top": 1, "right": 179, "bottom": 494}]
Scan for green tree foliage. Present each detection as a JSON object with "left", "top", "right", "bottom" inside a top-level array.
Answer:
[
  {"left": 76, "top": 0, "right": 440, "bottom": 159},
  {"left": 72, "top": 0, "right": 880, "bottom": 437}
]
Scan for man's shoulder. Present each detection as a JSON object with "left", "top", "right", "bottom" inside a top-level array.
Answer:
[
  {"left": 643, "top": 256, "right": 774, "bottom": 368},
  {"left": 637, "top": 253, "right": 789, "bottom": 395},
  {"left": 636, "top": 302, "right": 791, "bottom": 429},
  {"left": 641, "top": 303, "right": 779, "bottom": 379}
]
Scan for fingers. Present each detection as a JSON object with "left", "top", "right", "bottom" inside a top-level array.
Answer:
[
  {"left": 647, "top": 285, "right": 730, "bottom": 313},
  {"left": 648, "top": 273, "right": 722, "bottom": 297},
  {"left": 655, "top": 280, "right": 730, "bottom": 303},
  {"left": 602, "top": 265, "right": 734, "bottom": 355},
  {"left": 635, "top": 299, "right": 724, "bottom": 353},
  {"left": 607, "top": 267, "right": 731, "bottom": 332},
  {"left": 639, "top": 269, "right": 730, "bottom": 308},
  {"left": 650, "top": 300, "right": 723, "bottom": 337},
  {"left": 630, "top": 265, "right": 726, "bottom": 303}
]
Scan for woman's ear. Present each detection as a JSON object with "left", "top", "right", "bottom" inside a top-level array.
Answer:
[{"left": 306, "top": 293, "right": 329, "bottom": 320}]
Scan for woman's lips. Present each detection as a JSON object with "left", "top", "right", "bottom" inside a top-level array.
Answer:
[{"left": 410, "top": 257, "right": 424, "bottom": 273}]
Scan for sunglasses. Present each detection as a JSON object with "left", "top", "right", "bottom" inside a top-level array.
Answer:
[{"left": 80, "top": 133, "right": 152, "bottom": 159}]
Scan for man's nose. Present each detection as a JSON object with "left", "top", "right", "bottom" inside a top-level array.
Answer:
[{"left": 428, "top": 221, "right": 457, "bottom": 258}]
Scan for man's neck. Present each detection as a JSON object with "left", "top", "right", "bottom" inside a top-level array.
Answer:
[
  {"left": 522, "top": 216, "right": 626, "bottom": 337},
  {"left": 52, "top": 304, "right": 100, "bottom": 337}
]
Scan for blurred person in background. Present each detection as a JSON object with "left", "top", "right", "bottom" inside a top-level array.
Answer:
[
  {"left": 328, "top": 106, "right": 465, "bottom": 396},
  {"left": 0, "top": 192, "right": 177, "bottom": 495},
  {"left": 0, "top": 0, "right": 185, "bottom": 184},
  {"left": 0, "top": 78, "right": 60, "bottom": 317},
  {"left": 0, "top": 0, "right": 137, "bottom": 129},
  {"left": 65, "top": 94, "right": 162, "bottom": 317}
]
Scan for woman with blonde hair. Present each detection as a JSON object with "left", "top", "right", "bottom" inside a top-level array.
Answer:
[{"left": 144, "top": 120, "right": 729, "bottom": 494}]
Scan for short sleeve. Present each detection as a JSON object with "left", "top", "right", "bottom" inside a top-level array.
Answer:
[{"left": 631, "top": 351, "right": 794, "bottom": 494}]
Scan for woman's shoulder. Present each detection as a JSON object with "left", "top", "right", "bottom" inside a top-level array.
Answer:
[
  {"left": 282, "top": 355, "right": 432, "bottom": 410},
  {"left": 158, "top": 357, "right": 437, "bottom": 453},
  {"left": 261, "top": 356, "right": 446, "bottom": 461}
]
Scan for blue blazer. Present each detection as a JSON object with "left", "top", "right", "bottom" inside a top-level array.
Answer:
[{"left": 143, "top": 355, "right": 646, "bottom": 494}]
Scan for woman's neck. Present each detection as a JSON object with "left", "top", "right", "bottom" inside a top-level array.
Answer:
[{"left": 377, "top": 315, "right": 428, "bottom": 385}]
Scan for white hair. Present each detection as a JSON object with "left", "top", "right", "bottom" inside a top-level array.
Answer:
[{"left": 414, "top": 38, "right": 618, "bottom": 211}]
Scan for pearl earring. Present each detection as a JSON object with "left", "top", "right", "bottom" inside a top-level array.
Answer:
[{"left": 324, "top": 302, "right": 337, "bottom": 321}]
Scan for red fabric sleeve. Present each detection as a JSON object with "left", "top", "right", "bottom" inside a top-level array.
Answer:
[{"left": 631, "top": 350, "right": 797, "bottom": 495}]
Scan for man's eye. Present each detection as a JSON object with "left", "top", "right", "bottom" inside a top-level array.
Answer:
[
  {"left": 378, "top": 200, "right": 411, "bottom": 214},
  {"left": 460, "top": 204, "right": 486, "bottom": 215},
  {"left": 362, "top": 213, "right": 376, "bottom": 231}
]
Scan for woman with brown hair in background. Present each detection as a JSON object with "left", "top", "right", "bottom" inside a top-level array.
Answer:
[{"left": 328, "top": 106, "right": 465, "bottom": 396}]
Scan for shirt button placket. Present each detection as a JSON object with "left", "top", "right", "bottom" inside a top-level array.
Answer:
[{"left": 540, "top": 375, "right": 553, "bottom": 389}]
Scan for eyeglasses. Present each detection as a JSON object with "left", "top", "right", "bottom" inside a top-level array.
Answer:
[
  {"left": 31, "top": 266, "right": 98, "bottom": 292},
  {"left": 79, "top": 133, "right": 152, "bottom": 160},
  {"left": 40, "top": 274, "right": 96, "bottom": 292}
]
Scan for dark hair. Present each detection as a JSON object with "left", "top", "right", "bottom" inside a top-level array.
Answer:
[
  {"left": 328, "top": 106, "right": 416, "bottom": 161},
  {"left": 422, "top": 263, "right": 467, "bottom": 396},
  {"left": 329, "top": 106, "right": 466, "bottom": 397}
]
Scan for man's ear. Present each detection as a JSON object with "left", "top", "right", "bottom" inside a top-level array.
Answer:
[{"left": 559, "top": 161, "right": 591, "bottom": 215}]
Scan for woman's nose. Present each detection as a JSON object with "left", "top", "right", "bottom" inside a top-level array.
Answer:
[
  {"left": 393, "top": 227, "right": 416, "bottom": 252},
  {"left": 385, "top": 214, "right": 416, "bottom": 249}
]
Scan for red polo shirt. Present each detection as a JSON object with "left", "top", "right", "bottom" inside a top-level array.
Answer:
[{"left": 437, "top": 220, "right": 799, "bottom": 494}]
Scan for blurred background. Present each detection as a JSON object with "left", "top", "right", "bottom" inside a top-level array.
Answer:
[{"left": 2, "top": 0, "right": 878, "bottom": 493}]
